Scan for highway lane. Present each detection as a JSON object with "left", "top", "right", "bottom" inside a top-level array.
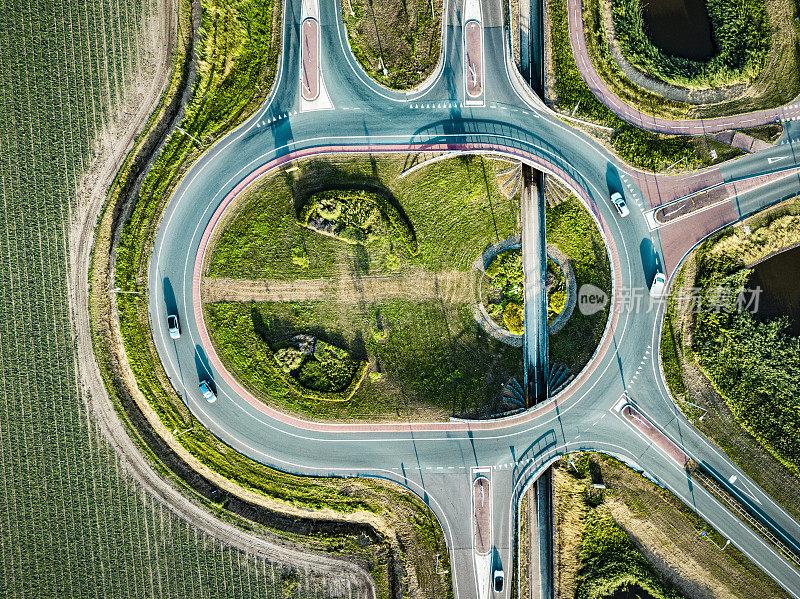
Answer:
[{"left": 144, "top": 0, "right": 800, "bottom": 596}]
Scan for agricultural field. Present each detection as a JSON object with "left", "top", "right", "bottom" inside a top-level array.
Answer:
[
  {"left": 0, "top": 0, "right": 365, "bottom": 595},
  {"left": 203, "top": 154, "right": 610, "bottom": 420}
]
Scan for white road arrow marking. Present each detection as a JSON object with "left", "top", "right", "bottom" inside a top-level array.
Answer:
[{"left": 768, "top": 156, "right": 789, "bottom": 164}]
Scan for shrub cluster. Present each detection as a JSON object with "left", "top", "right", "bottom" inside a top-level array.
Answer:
[
  {"left": 484, "top": 249, "right": 566, "bottom": 332},
  {"left": 299, "top": 189, "right": 418, "bottom": 254},
  {"left": 612, "top": 0, "right": 770, "bottom": 88},
  {"left": 577, "top": 512, "right": 683, "bottom": 599},
  {"left": 692, "top": 237, "right": 800, "bottom": 472}
]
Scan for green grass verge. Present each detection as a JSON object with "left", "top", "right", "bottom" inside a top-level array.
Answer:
[
  {"left": 206, "top": 299, "right": 522, "bottom": 420},
  {"left": 691, "top": 234, "right": 800, "bottom": 473},
  {"left": 343, "top": 0, "right": 443, "bottom": 89},
  {"left": 547, "top": 199, "right": 611, "bottom": 374},
  {"left": 556, "top": 453, "right": 788, "bottom": 599},
  {"left": 209, "top": 155, "right": 520, "bottom": 279},
  {"left": 577, "top": 510, "right": 684, "bottom": 599},
  {"left": 549, "top": 0, "right": 745, "bottom": 170},
  {"left": 205, "top": 156, "right": 611, "bottom": 417}
]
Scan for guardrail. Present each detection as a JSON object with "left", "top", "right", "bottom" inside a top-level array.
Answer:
[{"left": 692, "top": 468, "right": 800, "bottom": 569}]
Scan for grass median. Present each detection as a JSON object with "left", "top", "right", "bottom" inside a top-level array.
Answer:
[
  {"left": 552, "top": 453, "right": 789, "bottom": 599},
  {"left": 342, "top": 0, "right": 443, "bottom": 89}
]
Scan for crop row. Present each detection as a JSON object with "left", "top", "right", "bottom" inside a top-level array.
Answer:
[{"left": 0, "top": 0, "right": 353, "bottom": 594}]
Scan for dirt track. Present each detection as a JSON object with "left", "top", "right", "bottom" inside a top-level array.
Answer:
[
  {"left": 203, "top": 270, "right": 478, "bottom": 304},
  {"left": 67, "top": 0, "right": 376, "bottom": 593}
]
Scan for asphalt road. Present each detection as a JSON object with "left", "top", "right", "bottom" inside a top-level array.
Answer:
[{"left": 145, "top": 0, "right": 800, "bottom": 597}]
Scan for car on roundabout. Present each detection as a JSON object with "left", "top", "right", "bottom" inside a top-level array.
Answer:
[
  {"left": 610, "top": 191, "right": 629, "bottom": 217},
  {"left": 199, "top": 379, "right": 217, "bottom": 403},
  {"left": 167, "top": 313, "right": 180, "bottom": 339}
]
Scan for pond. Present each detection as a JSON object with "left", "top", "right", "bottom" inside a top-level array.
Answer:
[
  {"left": 641, "top": 0, "right": 714, "bottom": 60},
  {"left": 749, "top": 244, "right": 800, "bottom": 336}
]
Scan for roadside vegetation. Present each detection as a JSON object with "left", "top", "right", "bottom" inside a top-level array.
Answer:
[
  {"left": 551, "top": 453, "right": 789, "bottom": 599},
  {"left": 549, "top": 0, "right": 743, "bottom": 171},
  {"left": 612, "top": 0, "right": 770, "bottom": 88},
  {"left": 482, "top": 249, "right": 566, "bottom": 333},
  {"left": 343, "top": 0, "right": 442, "bottom": 89},
  {"left": 92, "top": 0, "right": 454, "bottom": 596},
  {"left": 661, "top": 197, "right": 800, "bottom": 523},
  {"left": 582, "top": 0, "right": 800, "bottom": 120}
]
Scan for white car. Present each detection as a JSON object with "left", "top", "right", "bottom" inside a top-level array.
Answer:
[
  {"left": 199, "top": 380, "right": 217, "bottom": 403},
  {"left": 611, "top": 192, "right": 629, "bottom": 217},
  {"left": 649, "top": 271, "right": 666, "bottom": 298},
  {"left": 167, "top": 313, "right": 180, "bottom": 339},
  {"left": 493, "top": 567, "right": 504, "bottom": 593}
]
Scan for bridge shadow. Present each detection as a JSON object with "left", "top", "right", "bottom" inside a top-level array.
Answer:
[
  {"left": 510, "top": 429, "right": 558, "bottom": 494},
  {"left": 406, "top": 117, "right": 602, "bottom": 210}
]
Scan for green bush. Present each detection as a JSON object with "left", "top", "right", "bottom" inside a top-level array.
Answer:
[
  {"left": 503, "top": 303, "right": 524, "bottom": 334},
  {"left": 612, "top": 0, "right": 770, "bottom": 88},
  {"left": 301, "top": 189, "right": 418, "bottom": 254},
  {"left": 577, "top": 512, "right": 683, "bottom": 599},
  {"left": 290, "top": 245, "right": 309, "bottom": 268},
  {"left": 274, "top": 347, "right": 304, "bottom": 373}
]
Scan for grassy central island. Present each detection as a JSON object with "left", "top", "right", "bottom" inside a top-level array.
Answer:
[{"left": 203, "top": 155, "right": 611, "bottom": 421}]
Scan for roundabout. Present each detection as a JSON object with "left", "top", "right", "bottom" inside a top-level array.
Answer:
[{"left": 138, "top": 0, "right": 800, "bottom": 596}]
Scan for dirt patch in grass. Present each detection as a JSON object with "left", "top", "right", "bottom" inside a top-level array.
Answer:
[
  {"left": 203, "top": 270, "right": 478, "bottom": 304},
  {"left": 552, "top": 454, "right": 789, "bottom": 599},
  {"left": 342, "top": 0, "right": 443, "bottom": 89}
]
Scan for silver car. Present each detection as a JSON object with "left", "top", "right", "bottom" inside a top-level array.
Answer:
[
  {"left": 199, "top": 380, "right": 217, "bottom": 403},
  {"left": 611, "top": 192, "right": 629, "bottom": 217},
  {"left": 167, "top": 314, "right": 180, "bottom": 339}
]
